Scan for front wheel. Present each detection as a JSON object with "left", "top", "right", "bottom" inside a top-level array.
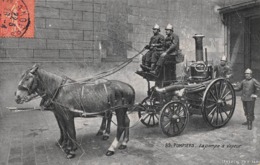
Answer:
[
  {"left": 160, "top": 101, "right": 189, "bottom": 137},
  {"left": 137, "top": 97, "right": 161, "bottom": 127}
]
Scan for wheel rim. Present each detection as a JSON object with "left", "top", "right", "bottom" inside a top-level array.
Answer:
[
  {"left": 160, "top": 101, "right": 188, "bottom": 137},
  {"left": 138, "top": 97, "right": 161, "bottom": 127},
  {"left": 202, "top": 78, "right": 236, "bottom": 128}
]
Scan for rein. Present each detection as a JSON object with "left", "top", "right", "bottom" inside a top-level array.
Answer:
[
  {"left": 61, "top": 48, "right": 146, "bottom": 87},
  {"left": 50, "top": 78, "right": 67, "bottom": 102}
]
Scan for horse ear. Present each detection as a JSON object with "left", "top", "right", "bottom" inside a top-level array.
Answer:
[{"left": 30, "top": 64, "right": 39, "bottom": 74}]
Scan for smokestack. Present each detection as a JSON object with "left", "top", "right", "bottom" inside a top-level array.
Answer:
[{"left": 193, "top": 34, "right": 205, "bottom": 61}]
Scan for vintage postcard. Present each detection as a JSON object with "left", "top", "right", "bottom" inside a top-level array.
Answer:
[{"left": 0, "top": 0, "right": 259, "bottom": 164}]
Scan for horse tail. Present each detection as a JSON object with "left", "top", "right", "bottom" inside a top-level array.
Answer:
[{"left": 124, "top": 83, "right": 135, "bottom": 105}]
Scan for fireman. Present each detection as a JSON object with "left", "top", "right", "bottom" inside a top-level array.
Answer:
[
  {"left": 150, "top": 24, "right": 180, "bottom": 77},
  {"left": 233, "top": 68, "right": 260, "bottom": 130},
  {"left": 214, "top": 55, "right": 232, "bottom": 79},
  {"left": 139, "top": 24, "right": 165, "bottom": 71}
]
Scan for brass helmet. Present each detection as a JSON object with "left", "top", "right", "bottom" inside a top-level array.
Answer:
[
  {"left": 245, "top": 68, "right": 252, "bottom": 74},
  {"left": 165, "top": 24, "right": 173, "bottom": 31},
  {"left": 152, "top": 24, "right": 160, "bottom": 31},
  {"left": 221, "top": 55, "right": 227, "bottom": 61}
]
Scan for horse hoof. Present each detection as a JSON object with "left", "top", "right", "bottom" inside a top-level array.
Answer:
[
  {"left": 96, "top": 131, "right": 103, "bottom": 136},
  {"left": 106, "top": 151, "right": 114, "bottom": 156},
  {"left": 118, "top": 145, "right": 127, "bottom": 150},
  {"left": 66, "top": 153, "right": 76, "bottom": 159},
  {"left": 102, "top": 135, "right": 109, "bottom": 141}
]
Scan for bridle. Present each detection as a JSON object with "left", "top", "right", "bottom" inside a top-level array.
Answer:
[
  {"left": 18, "top": 73, "right": 39, "bottom": 95},
  {"left": 18, "top": 67, "right": 67, "bottom": 107}
]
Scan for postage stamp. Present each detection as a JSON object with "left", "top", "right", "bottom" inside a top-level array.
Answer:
[{"left": 0, "top": 0, "right": 34, "bottom": 38}]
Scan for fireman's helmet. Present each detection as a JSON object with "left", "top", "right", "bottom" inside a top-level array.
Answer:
[
  {"left": 165, "top": 24, "right": 173, "bottom": 31},
  {"left": 245, "top": 68, "right": 252, "bottom": 74},
  {"left": 152, "top": 24, "right": 160, "bottom": 30},
  {"left": 221, "top": 56, "right": 227, "bottom": 61}
]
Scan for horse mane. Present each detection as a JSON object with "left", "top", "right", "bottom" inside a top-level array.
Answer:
[{"left": 36, "top": 68, "right": 64, "bottom": 96}]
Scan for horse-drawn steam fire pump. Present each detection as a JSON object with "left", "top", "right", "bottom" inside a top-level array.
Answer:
[{"left": 136, "top": 34, "right": 236, "bottom": 137}]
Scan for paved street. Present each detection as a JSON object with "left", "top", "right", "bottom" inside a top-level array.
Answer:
[{"left": 0, "top": 97, "right": 259, "bottom": 165}]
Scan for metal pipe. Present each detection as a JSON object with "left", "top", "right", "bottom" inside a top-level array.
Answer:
[
  {"left": 193, "top": 34, "right": 205, "bottom": 61},
  {"left": 205, "top": 48, "right": 208, "bottom": 63},
  {"left": 155, "top": 83, "right": 203, "bottom": 93}
]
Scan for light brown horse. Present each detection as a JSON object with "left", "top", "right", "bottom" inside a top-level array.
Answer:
[{"left": 15, "top": 64, "right": 135, "bottom": 158}]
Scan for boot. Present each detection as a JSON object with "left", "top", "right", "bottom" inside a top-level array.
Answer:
[
  {"left": 150, "top": 66, "right": 161, "bottom": 78},
  {"left": 150, "top": 63, "right": 156, "bottom": 71},
  {"left": 140, "top": 64, "right": 150, "bottom": 72},
  {"left": 140, "top": 62, "right": 151, "bottom": 71},
  {"left": 248, "top": 121, "right": 252, "bottom": 130}
]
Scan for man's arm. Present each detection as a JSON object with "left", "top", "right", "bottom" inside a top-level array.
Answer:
[
  {"left": 233, "top": 81, "right": 243, "bottom": 91},
  {"left": 144, "top": 36, "right": 153, "bottom": 49},
  {"left": 253, "top": 78, "right": 260, "bottom": 89},
  {"left": 226, "top": 65, "right": 233, "bottom": 79},
  {"left": 165, "top": 35, "right": 179, "bottom": 54}
]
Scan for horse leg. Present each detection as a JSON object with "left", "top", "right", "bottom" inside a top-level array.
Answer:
[
  {"left": 64, "top": 116, "right": 77, "bottom": 159},
  {"left": 106, "top": 109, "right": 126, "bottom": 156},
  {"left": 96, "top": 113, "right": 106, "bottom": 136},
  {"left": 54, "top": 113, "right": 68, "bottom": 149},
  {"left": 103, "top": 111, "right": 112, "bottom": 140},
  {"left": 118, "top": 113, "right": 130, "bottom": 150}
]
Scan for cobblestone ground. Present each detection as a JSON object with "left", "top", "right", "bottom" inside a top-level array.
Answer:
[{"left": 0, "top": 98, "right": 259, "bottom": 165}]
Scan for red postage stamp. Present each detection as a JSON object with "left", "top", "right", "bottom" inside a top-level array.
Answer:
[{"left": 0, "top": 0, "right": 34, "bottom": 38}]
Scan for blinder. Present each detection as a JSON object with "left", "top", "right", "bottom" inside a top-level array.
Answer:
[{"left": 19, "top": 69, "right": 39, "bottom": 95}]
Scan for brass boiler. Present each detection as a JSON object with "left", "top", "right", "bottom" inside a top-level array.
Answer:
[{"left": 189, "top": 34, "right": 213, "bottom": 82}]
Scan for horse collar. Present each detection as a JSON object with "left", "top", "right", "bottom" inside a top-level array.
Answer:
[{"left": 51, "top": 78, "right": 67, "bottom": 101}]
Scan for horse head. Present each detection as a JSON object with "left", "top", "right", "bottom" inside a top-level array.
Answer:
[{"left": 15, "top": 64, "right": 40, "bottom": 104}]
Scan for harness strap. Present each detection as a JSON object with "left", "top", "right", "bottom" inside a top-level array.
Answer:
[
  {"left": 40, "top": 78, "right": 67, "bottom": 108},
  {"left": 51, "top": 78, "right": 67, "bottom": 101}
]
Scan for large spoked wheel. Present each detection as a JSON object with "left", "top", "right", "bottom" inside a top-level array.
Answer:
[
  {"left": 137, "top": 97, "right": 161, "bottom": 127},
  {"left": 202, "top": 78, "right": 236, "bottom": 128},
  {"left": 160, "top": 101, "right": 189, "bottom": 137}
]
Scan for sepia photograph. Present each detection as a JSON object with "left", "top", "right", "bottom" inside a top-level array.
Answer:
[{"left": 0, "top": 0, "right": 260, "bottom": 164}]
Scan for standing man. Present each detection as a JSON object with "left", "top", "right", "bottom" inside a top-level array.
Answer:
[
  {"left": 150, "top": 24, "right": 180, "bottom": 77},
  {"left": 233, "top": 68, "right": 260, "bottom": 130},
  {"left": 214, "top": 55, "right": 232, "bottom": 79},
  {"left": 140, "top": 24, "right": 165, "bottom": 71}
]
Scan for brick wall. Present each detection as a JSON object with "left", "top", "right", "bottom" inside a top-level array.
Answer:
[{"left": 0, "top": 0, "right": 232, "bottom": 63}]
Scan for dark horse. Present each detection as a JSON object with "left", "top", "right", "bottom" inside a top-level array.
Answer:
[{"left": 15, "top": 64, "right": 135, "bottom": 158}]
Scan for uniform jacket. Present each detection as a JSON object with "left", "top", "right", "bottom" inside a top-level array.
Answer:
[
  {"left": 234, "top": 78, "right": 260, "bottom": 101},
  {"left": 214, "top": 64, "right": 232, "bottom": 78},
  {"left": 148, "top": 33, "right": 165, "bottom": 51},
  {"left": 164, "top": 33, "right": 179, "bottom": 54}
]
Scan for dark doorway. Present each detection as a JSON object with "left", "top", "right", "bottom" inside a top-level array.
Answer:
[{"left": 250, "top": 17, "right": 260, "bottom": 80}]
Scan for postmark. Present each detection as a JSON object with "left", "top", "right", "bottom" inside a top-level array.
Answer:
[{"left": 0, "top": 0, "right": 34, "bottom": 38}]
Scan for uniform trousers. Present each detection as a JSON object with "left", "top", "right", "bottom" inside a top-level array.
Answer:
[
  {"left": 242, "top": 101, "right": 255, "bottom": 122},
  {"left": 142, "top": 50, "right": 163, "bottom": 66}
]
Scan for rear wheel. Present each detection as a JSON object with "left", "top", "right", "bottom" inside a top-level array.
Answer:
[{"left": 202, "top": 78, "right": 236, "bottom": 128}]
